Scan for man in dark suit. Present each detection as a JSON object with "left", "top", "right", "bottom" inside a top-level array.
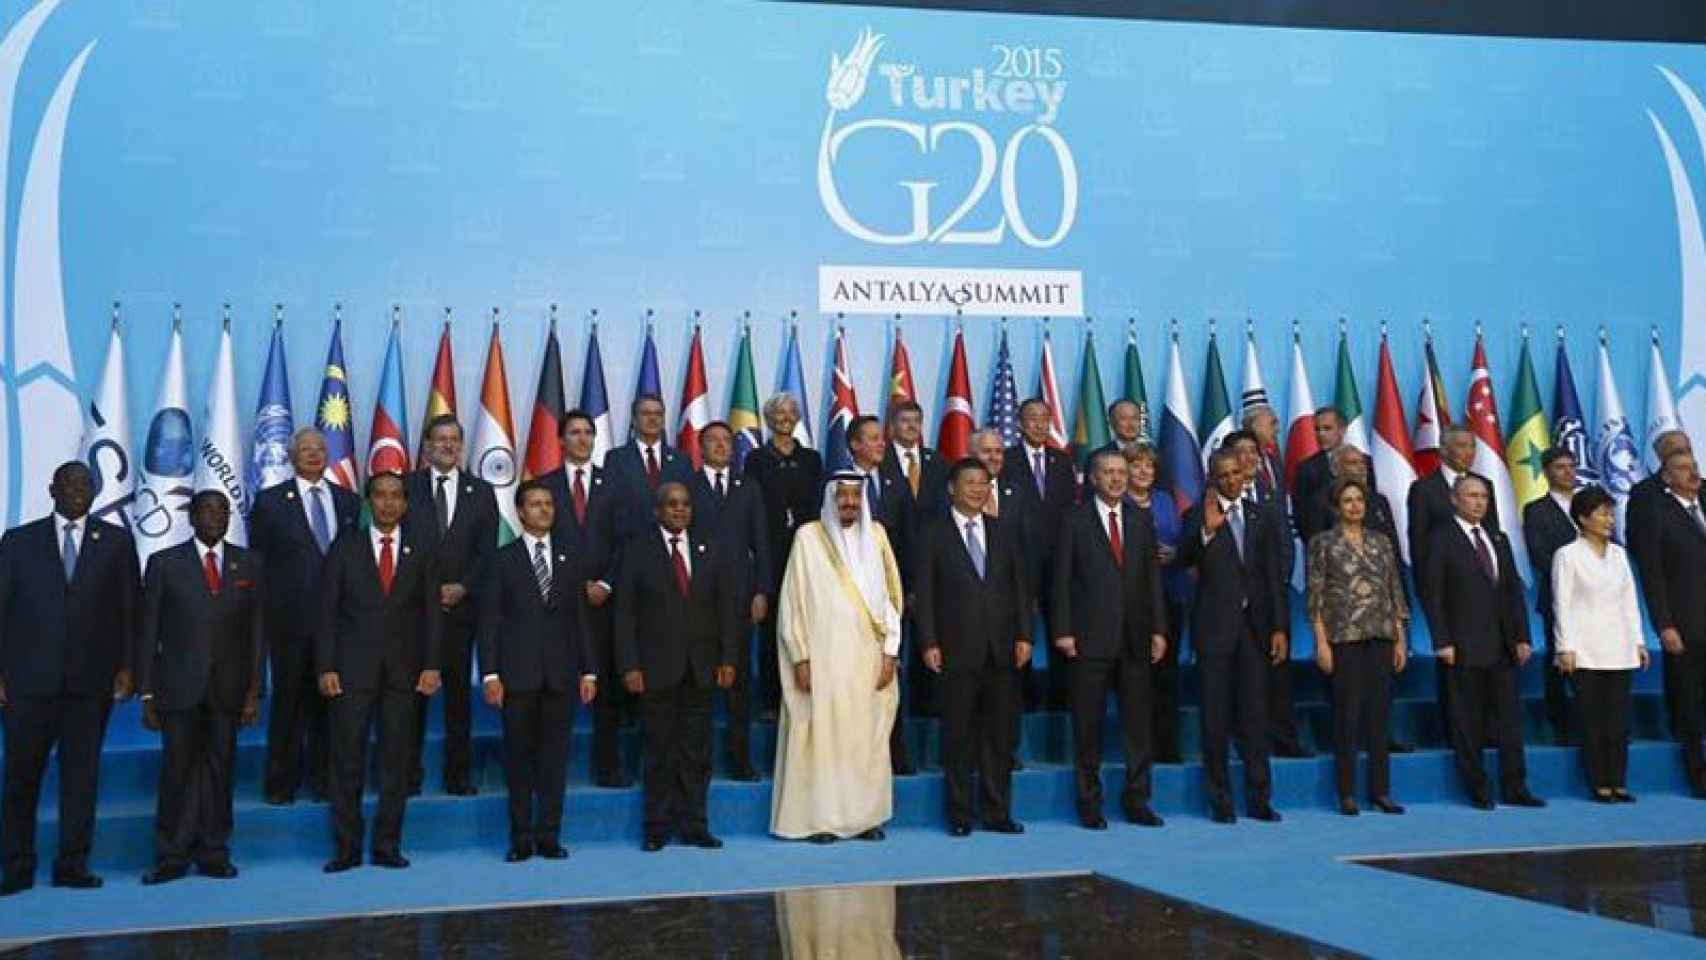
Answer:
[
  {"left": 1052, "top": 450, "right": 1169, "bottom": 829},
  {"left": 1422, "top": 473, "right": 1544, "bottom": 809},
  {"left": 0, "top": 461, "right": 138, "bottom": 895},
  {"left": 537, "top": 409, "right": 629, "bottom": 787},
  {"left": 688, "top": 421, "right": 771, "bottom": 781},
  {"left": 478, "top": 481, "right": 598, "bottom": 861},
  {"left": 604, "top": 393, "right": 692, "bottom": 546},
  {"left": 973, "top": 427, "right": 1034, "bottom": 772},
  {"left": 1177, "top": 448, "right": 1287, "bottom": 824},
  {"left": 915, "top": 458, "right": 1030, "bottom": 836},
  {"left": 1632, "top": 449, "right": 1706, "bottom": 797},
  {"left": 1244, "top": 405, "right": 1287, "bottom": 505},
  {"left": 137, "top": 491, "right": 264, "bottom": 884},
  {"left": 250, "top": 427, "right": 360, "bottom": 806},
  {"left": 404, "top": 413, "right": 498, "bottom": 796},
  {"left": 880, "top": 400, "right": 947, "bottom": 722},
  {"left": 1294, "top": 407, "right": 1346, "bottom": 544},
  {"left": 615, "top": 482, "right": 737, "bottom": 851},
  {"left": 1002, "top": 398, "right": 1077, "bottom": 711},
  {"left": 1626, "top": 429, "right": 1691, "bottom": 566},
  {"left": 848, "top": 414, "right": 916, "bottom": 774},
  {"left": 1081, "top": 399, "right": 1145, "bottom": 499},
  {"left": 1318, "top": 447, "right": 1401, "bottom": 548},
  {"left": 1522, "top": 447, "right": 1579, "bottom": 745},
  {"left": 316, "top": 471, "right": 444, "bottom": 872}
]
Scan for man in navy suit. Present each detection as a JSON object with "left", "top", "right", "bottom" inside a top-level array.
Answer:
[
  {"left": 0, "top": 461, "right": 138, "bottom": 895},
  {"left": 478, "top": 481, "right": 597, "bottom": 861},
  {"left": 880, "top": 401, "right": 948, "bottom": 721},
  {"left": 249, "top": 427, "right": 359, "bottom": 806},
  {"left": 1522, "top": 447, "right": 1579, "bottom": 745},
  {"left": 137, "top": 491, "right": 265, "bottom": 884},
  {"left": 604, "top": 393, "right": 692, "bottom": 546},
  {"left": 848, "top": 414, "right": 917, "bottom": 774},
  {"left": 688, "top": 421, "right": 771, "bottom": 781},
  {"left": 537, "top": 410, "right": 629, "bottom": 787},
  {"left": 1002, "top": 398, "right": 1076, "bottom": 711}
]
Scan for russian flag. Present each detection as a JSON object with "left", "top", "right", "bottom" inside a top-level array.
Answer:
[{"left": 1157, "top": 331, "right": 1202, "bottom": 516}]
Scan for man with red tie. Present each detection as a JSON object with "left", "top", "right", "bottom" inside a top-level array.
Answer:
[{"left": 604, "top": 394, "right": 693, "bottom": 547}]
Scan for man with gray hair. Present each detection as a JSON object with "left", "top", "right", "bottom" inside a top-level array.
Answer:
[
  {"left": 1241, "top": 404, "right": 1285, "bottom": 503},
  {"left": 249, "top": 426, "right": 360, "bottom": 806},
  {"left": 1627, "top": 429, "right": 1693, "bottom": 564}
]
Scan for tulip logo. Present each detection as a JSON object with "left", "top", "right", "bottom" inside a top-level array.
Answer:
[{"left": 826, "top": 28, "right": 884, "bottom": 112}]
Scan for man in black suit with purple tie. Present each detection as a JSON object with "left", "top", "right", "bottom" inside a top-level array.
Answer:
[{"left": 1002, "top": 398, "right": 1077, "bottom": 711}]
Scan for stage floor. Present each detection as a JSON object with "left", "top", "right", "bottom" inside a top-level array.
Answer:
[{"left": 0, "top": 873, "right": 1355, "bottom": 958}]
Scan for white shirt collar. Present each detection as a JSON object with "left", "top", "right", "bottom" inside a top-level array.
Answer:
[
  {"left": 194, "top": 538, "right": 224, "bottom": 567},
  {"left": 370, "top": 524, "right": 401, "bottom": 553},
  {"left": 1671, "top": 488, "right": 1702, "bottom": 509},
  {"left": 1216, "top": 492, "right": 1242, "bottom": 513},
  {"left": 1454, "top": 515, "right": 1488, "bottom": 538},
  {"left": 704, "top": 464, "right": 730, "bottom": 484},
  {"left": 952, "top": 507, "right": 984, "bottom": 531},
  {"left": 1440, "top": 464, "right": 1463, "bottom": 486},
  {"left": 295, "top": 473, "right": 328, "bottom": 496},
  {"left": 1024, "top": 442, "right": 1047, "bottom": 459},
  {"left": 1550, "top": 489, "right": 1574, "bottom": 513},
  {"left": 1097, "top": 496, "right": 1124, "bottom": 519},
  {"left": 523, "top": 529, "right": 552, "bottom": 555},
  {"left": 430, "top": 465, "right": 459, "bottom": 484},
  {"left": 894, "top": 442, "right": 919, "bottom": 461},
  {"left": 54, "top": 512, "right": 86, "bottom": 550},
  {"left": 660, "top": 526, "right": 688, "bottom": 548}
]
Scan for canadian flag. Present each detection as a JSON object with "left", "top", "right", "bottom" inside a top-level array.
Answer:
[
  {"left": 937, "top": 327, "right": 975, "bottom": 461},
  {"left": 676, "top": 326, "right": 711, "bottom": 469},
  {"left": 1371, "top": 335, "right": 1417, "bottom": 564}
]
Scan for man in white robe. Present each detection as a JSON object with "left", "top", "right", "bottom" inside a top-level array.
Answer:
[{"left": 770, "top": 475, "right": 902, "bottom": 842}]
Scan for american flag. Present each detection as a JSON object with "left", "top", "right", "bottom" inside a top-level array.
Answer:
[{"left": 987, "top": 326, "right": 1020, "bottom": 446}]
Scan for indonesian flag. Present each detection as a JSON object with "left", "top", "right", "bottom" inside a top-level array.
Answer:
[
  {"left": 676, "top": 325, "right": 712, "bottom": 469},
  {"left": 1283, "top": 333, "right": 1319, "bottom": 492},
  {"left": 469, "top": 324, "right": 520, "bottom": 545},
  {"left": 416, "top": 322, "right": 458, "bottom": 464},
  {"left": 937, "top": 327, "right": 975, "bottom": 461},
  {"left": 1037, "top": 331, "right": 1068, "bottom": 449},
  {"left": 1372, "top": 335, "right": 1417, "bottom": 564},
  {"left": 1465, "top": 337, "right": 1530, "bottom": 584},
  {"left": 1413, "top": 338, "right": 1452, "bottom": 476}
]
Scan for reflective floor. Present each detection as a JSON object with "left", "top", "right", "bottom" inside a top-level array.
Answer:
[
  {"left": 1358, "top": 842, "right": 1706, "bottom": 941},
  {"left": 1, "top": 873, "right": 1358, "bottom": 958}
]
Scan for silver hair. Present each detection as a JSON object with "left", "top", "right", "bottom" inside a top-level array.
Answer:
[
  {"left": 762, "top": 391, "right": 800, "bottom": 424},
  {"left": 1240, "top": 404, "right": 1277, "bottom": 430},
  {"left": 969, "top": 427, "right": 1005, "bottom": 449},
  {"left": 289, "top": 425, "right": 326, "bottom": 455}
]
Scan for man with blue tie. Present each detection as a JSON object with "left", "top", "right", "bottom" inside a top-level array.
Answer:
[
  {"left": 249, "top": 427, "right": 359, "bottom": 805},
  {"left": 1002, "top": 399, "right": 1076, "bottom": 713},
  {"left": 0, "top": 461, "right": 139, "bottom": 895}
]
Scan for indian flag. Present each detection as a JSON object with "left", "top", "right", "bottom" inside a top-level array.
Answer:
[{"left": 469, "top": 322, "right": 520, "bottom": 545}]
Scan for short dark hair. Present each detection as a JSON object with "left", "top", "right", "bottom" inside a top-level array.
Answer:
[
  {"left": 51, "top": 460, "right": 91, "bottom": 486},
  {"left": 1569, "top": 485, "right": 1616, "bottom": 525},
  {"left": 948, "top": 457, "right": 989, "bottom": 485},
  {"left": 1208, "top": 447, "right": 1242, "bottom": 476},
  {"left": 847, "top": 415, "right": 881, "bottom": 449},
  {"left": 1018, "top": 397, "right": 1052, "bottom": 418},
  {"left": 1313, "top": 406, "right": 1344, "bottom": 424},
  {"left": 631, "top": 392, "right": 664, "bottom": 415},
  {"left": 1539, "top": 446, "right": 1575, "bottom": 470},
  {"left": 700, "top": 420, "right": 733, "bottom": 441},
  {"left": 365, "top": 470, "right": 406, "bottom": 498},
  {"left": 1327, "top": 476, "right": 1370, "bottom": 516},
  {"left": 561, "top": 409, "right": 595, "bottom": 433},
  {"left": 1450, "top": 472, "right": 1490, "bottom": 496},
  {"left": 514, "top": 477, "right": 553, "bottom": 509},
  {"left": 1107, "top": 398, "right": 1139, "bottom": 419},
  {"left": 886, "top": 400, "right": 923, "bottom": 422},
  {"left": 654, "top": 480, "right": 690, "bottom": 508},
  {"left": 189, "top": 489, "right": 229, "bottom": 513},
  {"left": 1220, "top": 429, "right": 1258, "bottom": 451},
  {"left": 423, "top": 413, "right": 462, "bottom": 440},
  {"left": 1088, "top": 448, "right": 1127, "bottom": 476}
]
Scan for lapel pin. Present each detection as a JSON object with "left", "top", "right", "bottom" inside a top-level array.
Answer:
[
  {"left": 557, "top": 554, "right": 567, "bottom": 563},
  {"left": 286, "top": 490, "right": 297, "bottom": 500},
  {"left": 90, "top": 530, "right": 100, "bottom": 541},
  {"left": 403, "top": 545, "right": 413, "bottom": 556},
  {"left": 696, "top": 543, "right": 706, "bottom": 554}
]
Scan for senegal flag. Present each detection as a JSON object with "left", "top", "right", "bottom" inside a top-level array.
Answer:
[{"left": 1505, "top": 338, "right": 1549, "bottom": 508}]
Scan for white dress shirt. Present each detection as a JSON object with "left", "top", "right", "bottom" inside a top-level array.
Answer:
[
  {"left": 1550, "top": 538, "right": 1644, "bottom": 670},
  {"left": 295, "top": 474, "right": 335, "bottom": 531},
  {"left": 370, "top": 524, "right": 401, "bottom": 564},
  {"left": 54, "top": 512, "right": 86, "bottom": 559},
  {"left": 704, "top": 466, "right": 731, "bottom": 493},
  {"left": 952, "top": 508, "right": 985, "bottom": 556},
  {"left": 662, "top": 527, "right": 692, "bottom": 576},
  {"left": 429, "top": 466, "right": 461, "bottom": 523},
  {"left": 1454, "top": 516, "right": 1498, "bottom": 579}
]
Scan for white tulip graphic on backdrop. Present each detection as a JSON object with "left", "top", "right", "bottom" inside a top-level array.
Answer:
[{"left": 825, "top": 28, "right": 883, "bottom": 111}]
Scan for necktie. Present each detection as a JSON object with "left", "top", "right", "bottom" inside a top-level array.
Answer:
[
  {"left": 714, "top": 471, "right": 726, "bottom": 499},
  {"left": 866, "top": 472, "right": 880, "bottom": 512},
  {"left": 669, "top": 536, "right": 691, "bottom": 598},
  {"left": 1471, "top": 527, "right": 1496, "bottom": 581},
  {"left": 533, "top": 540, "right": 552, "bottom": 601},
  {"left": 203, "top": 549, "right": 222, "bottom": 594},
  {"left": 1689, "top": 502, "right": 1706, "bottom": 538},
  {"left": 378, "top": 535, "right": 396, "bottom": 595},
  {"left": 645, "top": 446, "right": 660, "bottom": 489},
  {"left": 572, "top": 468, "right": 588, "bottom": 526},
  {"left": 906, "top": 450, "right": 921, "bottom": 497},
  {"left": 965, "top": 520, "right": 986, "bottom": 579},
  {"left": 434, "top": 474, "right": 450, "bottom": 537},
  {"left": 1107, "top": 508, "right": 1124, "bottom": 568},
  {"left": 309, "top": 486, "right": 332, "bottom": 554},
  {"left": 1229, "top": 501, "right": 1246, "bottom": 560},
  {"left": 1033, "top": 451, "right": 1046, "bottom": 497},
  {"left": 61, "top": 522, "right": 78, "bottom": 582}
]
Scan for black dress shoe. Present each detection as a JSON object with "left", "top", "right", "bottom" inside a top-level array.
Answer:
[
  {"left": 855, "top": 827, "right": 885, "bottom": 842},
  {"left": 263, "top": 793, "right": 294, "bottom": 807},
  {"left": 1591, "top": 791, "right": 1617, "bottom": 804},
  {"left": 446, "top": 783, "right": 479, "bottom": 797},
  {"left": 728, "top": 765, "right": 762, "bottom": 783},
  {"left": 323, "top": 854, "right": 360, "bottom": 874},
  {"left": 1248, "top": 804, "right": 1283, "bottom": 823},
  {"left": 0, "top": 874, "right": 31, "bottom": 895},
  {"left": 1273, "top": 744, "right": 1315, "bottom": 759},
  {"left": 505, "top": 846, "right": 533, "bottom": 863},
  {"left": 370, "top": 851, "right": 411, "bottom": 869},
  {"left": 948, "top": 823, "right": 972, "bottom": 837},
  {"left": 1612, "top": 789, "right": 1637, "bottom": 804},
  {"left": 1210, "top": 806, "right": 1236, "bottom": 825},
  {"left": 537, "top": 844, "right": 569, "bottom": 860},
  {"left": 680, "top": 831, "right": 723, "bottom": 849},
  {"left": 1388, "top": 740, "right": 1415, "bottom": 754},
  {"left": 1080, "top": 814, "right": 1108, "bottom": 831},
  {"left": 984, "top": 819, "right": 1025, "bottom": 834},
  {"left": 1011, "top": 756, "right": 1026, "bottom": 771},
  {"left": 807, "top": 833, "right": 838, "bottom": 845},
  {"left": 892, "top": 761, "right": 917, "bottom": 776},
  {"left": 642, "top": 836, "right": 667, "bottom": 852},
  {"left": 198, "top": 861, "right": 238, "bottom": 879},
  {"left": 1370, "top": 796, "right": 1406, "bottom": 815},
  {"left": 1502, "top": 790, "right": 1547, "bottom": 808},
  {"left": 1470, "top": 793, "right": 1496, "bottom": 811},
  {"left": 51, "top": 870, "right": 102, "bottom": 889},
  {"left": 596, "top": 774, "right": 634, "bottom": 790},
  {"left": 1124, "top": 806, "right": 1164, "bottom": 828},
  {"left": 141, "top": 864, "right": 188, "bottom": 886},
  {"left": 1338, "top": 797, "right": 1360, "bottom": 816}
]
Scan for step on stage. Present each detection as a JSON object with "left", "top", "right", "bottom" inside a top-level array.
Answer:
[{"left": 2, "top": 873, "right": 1355, "bottom": 959}]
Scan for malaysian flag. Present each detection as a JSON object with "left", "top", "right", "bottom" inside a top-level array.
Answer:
[{"left": 987, "top": 326, "right": 1020, "bottom": 447}]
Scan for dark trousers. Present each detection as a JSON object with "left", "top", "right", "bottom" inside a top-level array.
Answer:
[
  {"left": 263, "top": 631, "right": 329, "bottom": 800},
  {"left": 640, "top": 675, "right": 712, "bottom": 840},
  {"left": 413, "top": 615, "right": 475, "bottom": 791},
  {"left": 1268, "top": 655, "right": 1304, "bottom": 753},
  {"left": 1199, "top": 632, "right": 1271, "bottom": 813},
  {"left": 1539, "top": 614, "right": 1573, "bottom": 744},
  {"left": 501, "top": 689, "right": 574, "bottom": 850},
  {"left": 588, "top": 613, "right": 630, "bottom": 783},
  {"left": 721, "top": 617, "right": 755, "bottom": 770},
  {"left": 1070, "top": 654, "right": 1153, "bottom": 819},
  {"left": 940, "top": 663, "right": 1019, "bottom": 827},
  {"left": 329, "top": 687, "right": 417, "bottom": 857},
  {"left": 1663, "top": 643, "right": 1706, "bottom": 788},
  {"left": 888, "top": 622, "right": 914, "bottom": 772},
  {"left": 1, "top": 695, "right": 109, "bottom": 880},
  {"left": 1574, "top": 669, "right": 1632, "bottom": 791},
  {"left": 757, "top": 608, "right": 783, "bottom": 715},
  {"left": 1329, "top": 640, "right": 1394, "bottom": 799},
  {"left": 1445, "top": 663, "right": 1527, "bottom": 798},
  {"left": 154, "top": 702, "right": 239, "bottom": 870},
  {"left": 1151, "top": 600, "right": 1185, "bottom": 761}
]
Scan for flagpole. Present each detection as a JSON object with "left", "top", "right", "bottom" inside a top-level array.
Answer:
[
  {"left": 172, "top": 301, "right": 182, "bottom": 332},
  {"left": 1422, "top": 316, "right": 1432, "bottom": 344},
  {"left": 1171, "top": 317, "right": 1178, "bottom": 343},
  {"left": 1127, "top": 315, "right": 1136, "bottom": 344},
  {"left": 333, "top": 301, "right": 342, "bottom": 330},
  {"left": 644, "top": 307, "right": 654, "bottom": 333},
  {"left": 588, "top": 307, "right": 598, "bottom": 335},
  {"left": 272, "top": 302, "right": 283, "bottom": 331},
  {"left": 112, "top": 300, "right": 121, "bottom": 333},
  {"left": 392, "top": 302, "right": 402, "bottom": 332},
  {"left": 1291, "top": 317, "right": 1300, "bottom": 344},
  {"left": 222, "top": 301, "right": 231, "bottom": 333}
]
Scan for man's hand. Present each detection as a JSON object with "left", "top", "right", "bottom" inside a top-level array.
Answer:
[
  {"left": 1269, "top": 632, "right": 1288, "bottom": 666},
  {"left": 1393, "top": 643, "right": 1408, "bottom": 674},
  {"left": 923, "top": 646, "right": 943, "bottom": 673},
  {"left": 1203, "top": 495, "right": 1226, "bottom": 534},
  {"left": 1639, "top": 646, "right": 1652, "bottom": 671},
  {"left": 1314, "top": 640, "right": 1334, "bottom": 676},
  {"left": 319, "top": 672, "right": 344, "bottom": 698},
  {"left": 585, "top": 582, "right": 611, "bottom": 608},
  {"left": 1556, "top": 651, "right": 1576, "bottom": 674},
  {"left": 793, "top": 661, "right": 811, "bottom": 693},
  {"left": 240, "top": 690, "right": 261, "bottom": 727},
  {"left": 0, "top": 673, "right": 8, "bottom": 707},
  {"left": 750, "top": 594, "right": 769, "bottom": 625},
  {"left": 1515, "top": 643, "right": 1533, "bottom": 667},
  {"left": 483, "top": 677, "right": 504, "bottom": 707},
  {"left": 876, "top": 654, "right": 897, "bottom": 690},
  {"left": 1054, "top": 636, "right": 1078, "bottom": 660},
  {"left": 1015, "top": 640, "right": 1033, "bottom": 669},
  {"left": 1661, "top": 627, "right": 1685, "bottom": 655},
  {"left": 1150, "top": 634, "right": 1166, "bottom": 665},
  {"left": 440, "top": 583, "right": 468, "bottom": 609},
  {"left": 112, "top": 669, "right": 135, "bottom": 701},
  {"left": 1436, "top": 646, "right": 1456, "bottom": 667},
  {"left": 579, "top": 676, "right": 598, "bottom": 704},
  {"left": 141, "top": 698, "right": 161, "bottom": 731},
  {"left": 416, "top": 670, "right": 443, "bottom": 696},
  {"left": 715, "top": 665, "right": 736, "bottom": 689},
  {"left": 624, "top": 670, "right": 645, "bottom": 695}
]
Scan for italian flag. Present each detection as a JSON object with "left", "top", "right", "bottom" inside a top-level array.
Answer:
[{"left": 469, "top": 323, "right": 520, "bottom": 545}]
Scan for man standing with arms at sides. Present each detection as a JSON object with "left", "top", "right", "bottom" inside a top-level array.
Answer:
[
  {"left": 1522, "top": 447, "right": 1580, "bottom": 745},
  {"left": 405, "top": 414, "right": 497, "bottom": 797},
  {"left": 317, "top": 472, "right": 444, "bottom": 872},
  {"left": 880, "top": 400, "right": 946, "bottom": 723},
  {"left": 1002, "top": 398, "right": 1076, "bottom": 711},
  {"left": 1295, "top": 407, "right": 1347, "bottom": 544},
  {"left": 1632, "top": 449, "right": 1706, "bottom": 798},
  {"left": 1053, "top": 450, "right": 1169, "bottom": 830},
  {"left": 744, "top": 392, "right": 823, "bottom": 719},
  {"left": 538, "top": 409, "right": 628, "bottom": 787},
  {"left": 915, "top": 459, "right": 1030, "bottom": 837},
  {"left": 772, "top": 475, "right": 903, "bottom": 843},
  {"left": 137, "top": 491, "right": 263, "bottom": 885},
  {"left": 1179, "top": 449, "right": 1287, "bottom": 824},
  {"left": 1422, "top": 474, "right": 1544, "bottom": 810},
  {"left": 605, "top": 393, "right": 692, "bottom": 545},
  {"left": 0, "top": 461, "right": 138, "bottom": 896},
  {"left": 250, "top": 427, "right": 358, "bottom": 806},
  {"left": 847, "top": 414, "right": 916, "bottom": 775},
  {"left": 973, "top": 427, "right": 1033, "bottom": 771},
  {"left": 478, "top": 481, "right": 597, "bottom": 862},
  {"left": 616, "top": 482, "right": 737, "bottom": 851},
  {"left": 688, "top": 421, "right": 771, "bottom": 781},
  {"left": 1082, "top": 400, "right": 1146, "bottom": 498}
]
